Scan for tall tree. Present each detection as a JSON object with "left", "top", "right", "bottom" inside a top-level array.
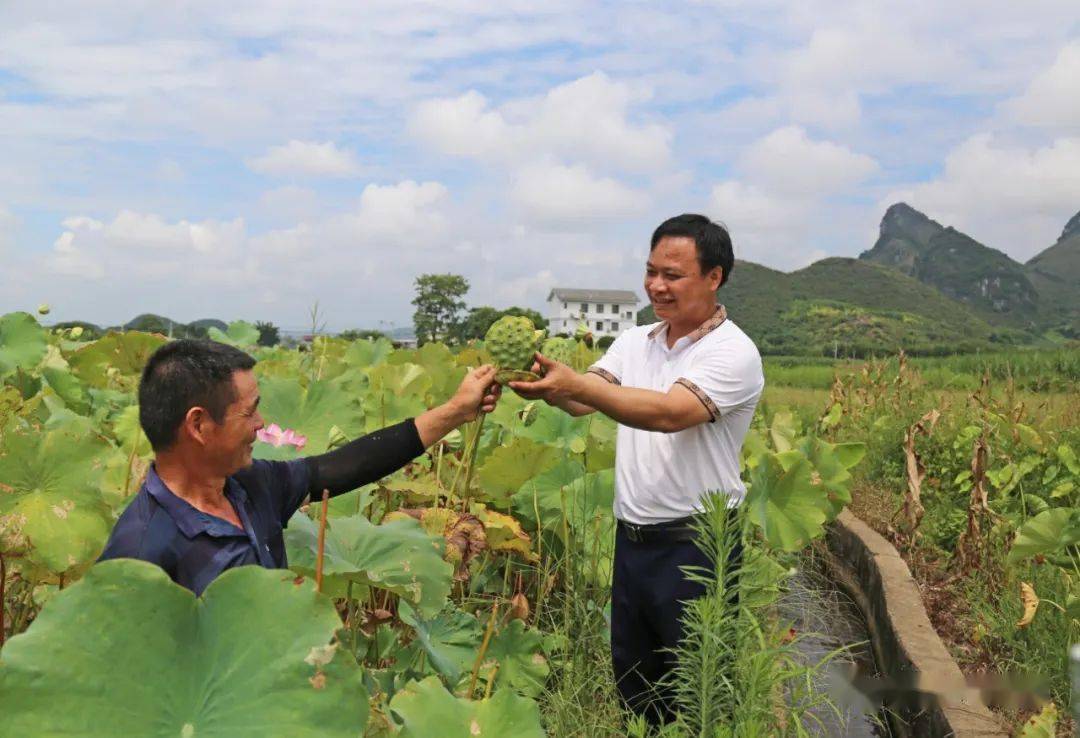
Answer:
[{"left": 412, "top": 273, "right": 469, "bottom": 345}]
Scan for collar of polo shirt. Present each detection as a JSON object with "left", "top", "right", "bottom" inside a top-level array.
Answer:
[{"left": 647, "top": 304, "right": 728, "bottom": 345}]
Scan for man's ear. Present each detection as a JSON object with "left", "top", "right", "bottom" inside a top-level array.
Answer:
[
  {"left": 183, "top": 406, "right": 212, "bottom": 447},
  {"left": 708, "top": 266, "right": 723, "bottom": 291}
]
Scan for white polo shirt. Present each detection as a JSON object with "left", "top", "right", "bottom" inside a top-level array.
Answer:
[{"left": 588, "top": 305, "right": 763, "bottom": 525}]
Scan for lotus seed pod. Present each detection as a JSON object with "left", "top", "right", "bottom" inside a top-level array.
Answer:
[
  {"left": 69, "top": 326, "right": 84, "bottom": 338},
  {"left": 37, "top": 303, "right": 50, "bottom": 316},
  {"left": 540, "top": 337, "right": 575, "bottom": 366},
  {"left": 484, "top": 315, "right": 540, "bottom": 372}
]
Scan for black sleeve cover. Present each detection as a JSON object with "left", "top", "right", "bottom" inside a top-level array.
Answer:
[{"left": 304, "top": 418, "right": 424, "bottom": 498}]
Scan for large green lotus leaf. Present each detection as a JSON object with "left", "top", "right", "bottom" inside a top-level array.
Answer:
[
  {"left": 480, "top": 619, "right": 550, "bottom": 698},
  {"left": 208, "top": 320, "right": 260, "bottom": 348},
  {"left": 0, "top": 561, "right": 368, "bottom": 737},
  {"left": 285, "top": 513, "right": 452, "bottom": 617},
  {"left": 0, "top": 416, "right": 121, "bottom": 574},
  {"left": 40, "top": 360, "right": 90, "bottom": 413},
  {"left": 476, "top": 437, "right": 561, "bottom": 505},
  {"left": 392, "top": 342, "right": 466, "bottom": 406},
  {"left": 0, "top": 311, "right": 48, "bottom": 375},
  {"left": 255, "top": 376, "right": 365, "bottom": 459},
  {"left": 111, "top": 402, "right": 153, "bottom": 457},
  {"left": 797, "top": 437, "right": 861, "bottom": 519},
  {"left": 68, "top": 331, "right": 168, "bottom": 389},
  {"left": 2, "top": 485, "right": 113, "bottom": 575},
  {"left": 398, "top": 601, "right": 483, "bottom": 684},
  {"left": 513, "top": 402, "right": 589, "bottom": 449},
  {"left": 562, "top": 468, "right": 615, "bottom": 530},
  {"left": 510, "top": 458, "right": 587, "bottom": 531},
  {"left": 1006, "top": 508, "right": 1080, "bottom": 566},
  {"left": 745, "top": 451, "right": 829, "bottom": 551},
  {"left": 362, "top": 362, "right": 431, "bottom": 433},
  {"left": 343, "top": 337, "right": 393, "bottom": 369},
  {"left": 390, "top": 676, "right": 545, "bottom": 738}
]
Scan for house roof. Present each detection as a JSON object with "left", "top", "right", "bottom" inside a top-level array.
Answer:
[{"left": 547, "top": 288, "right": 639, "bottom": 303}]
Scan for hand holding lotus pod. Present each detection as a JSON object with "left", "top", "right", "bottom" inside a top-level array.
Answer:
[
  {"left": 485, "top": 316, "right": 543, "bottom": 383},
  {"left": 540, "top": 337, "right": 575, "bottom": 367}
]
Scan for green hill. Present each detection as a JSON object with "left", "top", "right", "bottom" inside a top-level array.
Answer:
[
  {"left": 638, "top": 257, "right": 1020, "bottom": 357},
  {"left": 1025, "top": 210, "right": 1080, "bottom": 338},
  {"left": 859, "top": 203, "right": 1039, "bottom": 325}
]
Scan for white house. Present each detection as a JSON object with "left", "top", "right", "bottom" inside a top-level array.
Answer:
[{"left": 546, "top": 288, "right": 640, "bottom": 339}]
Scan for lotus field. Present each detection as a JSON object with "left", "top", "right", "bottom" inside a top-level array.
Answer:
[{"left": 7, "top": 307, "right": 1012, "bottom": 737}]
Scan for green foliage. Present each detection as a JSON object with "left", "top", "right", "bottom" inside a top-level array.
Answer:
[
  {"left": 389, "top": 676, "right": 546, "bottom": 737},
  {"left": 412, "top": 273, "right": 470, "bottom": 345},
  {"left": 0, "top": 561, "right": 368, "bottom": 737},
  {"left": 208, "top": 319, "right": 260, "bottom": 348},
  {"left": 255, "top": 320, "right": 281, "bottom": 347}
]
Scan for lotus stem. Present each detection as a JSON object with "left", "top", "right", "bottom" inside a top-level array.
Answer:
[
  {"left": 1, "top": 551, "right": 6, "bottom": 648},
  {"left": 315, "top": 488, "right": 330, "bottom": 593},
  {"left": 468, "top": 601, "right": 500, "bottom": 699}
]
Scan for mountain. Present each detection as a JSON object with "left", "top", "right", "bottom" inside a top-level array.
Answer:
[
  {"left": 1025, "top": 210, "right": 1080, "bottom": 337},
  {"left": 859, "top": 203, "right": 1039, "bottom": 324},
  {"left": 637, "top": 257, "right": 1018, "bottom": 356}
]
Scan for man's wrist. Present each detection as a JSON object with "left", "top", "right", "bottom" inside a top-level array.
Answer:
[{"left": 446, "top": 398, "right": 472, "bottom": 426}]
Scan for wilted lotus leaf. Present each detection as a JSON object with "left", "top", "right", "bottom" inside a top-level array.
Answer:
[
  {"left": 389, "top": 507, "right": 487, "bottom": 580},
  {"left": 67, "top": 331, "right": 167, "bottom": 389},
  {"left": 745, "top": 451, "right": 830, "bottom": 552},
  {"left": 0, "top": 561, "right": 368, "bottom": 737},
  {"left": 0, "top": 311, "right": 48, "bottom": 376},
  {"left": 286, "top": 512, "right": 453, "bottom": 617},
  {"left": 1016, "top": 701, "right": 1058, "bottom": 738},
  {"left": 476, "top": 437, "right": 561, "bottom": 504},
  {"left": 390, "top": 676, "right": 545, "bottom": 738},
  {"left": 473, "top": 504, "right": 534, "bottom": 560},
  {"left": 256, "top": 376, "right": 364, "bottom": 459},
  {"left": 381, "top": 475, "right": 444, "bottom": 504},
  {"left": 398, "top": 601, "right": 483, "bottom": 684},
  {"left": 480, "top": 618, "right": 550, "bottom": 698}
]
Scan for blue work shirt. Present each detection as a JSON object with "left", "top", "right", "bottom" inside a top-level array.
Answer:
[{"left": 98, "top": 460, "right": 311, "bottom": 596}]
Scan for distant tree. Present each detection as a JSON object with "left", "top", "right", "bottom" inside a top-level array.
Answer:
[
  {"left": 412, "top": 273, "right": 469, "bottom": 345},
  {"left": 339, "top": 329, "right": 388, "bottom": 341},
  {"left": 255, "top": 320, "right": 281, "bottom": 347},
  {"left": 453, "top": 306, "right": 503, "bottom": 342},
  {"left": 597, "top": 335, "right": 616, "bottom": 350},
  {"left": 501, "top": 306, "right": 548, "bottom": 331}
]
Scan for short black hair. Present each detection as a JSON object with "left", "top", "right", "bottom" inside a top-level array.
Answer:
[
  {"left": 138, "top": 339, "right": 256, "bottom": 452},
  {"left": 650, "top": 213, "right": 734, "bottom": 287}
]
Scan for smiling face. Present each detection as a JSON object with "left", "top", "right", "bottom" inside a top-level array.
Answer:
[
  {"left": 645, "top": 236, "right": 723, "bottom": 326},
  {"left": 200, "top": 369, "right": 264, "bottom": 475}
]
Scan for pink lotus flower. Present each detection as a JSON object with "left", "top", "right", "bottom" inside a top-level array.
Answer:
[{"left": 257, "top": 423, "right": 307, "bottom": 450}]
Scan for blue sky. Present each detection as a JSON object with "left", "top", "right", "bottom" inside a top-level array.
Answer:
[{"left": 1, "top": 1, "right": 1077, "bottom": 332}]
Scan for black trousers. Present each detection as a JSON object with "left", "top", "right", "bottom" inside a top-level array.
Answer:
[{"left": 610, "top": 520, "right": 743, "bottom": 726}]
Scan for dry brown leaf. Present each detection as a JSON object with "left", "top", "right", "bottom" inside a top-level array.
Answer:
[{"left": 1015, "top": 582, "right": 1039, "bottom": 628}]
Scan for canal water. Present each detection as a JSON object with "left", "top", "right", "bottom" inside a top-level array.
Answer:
[{"left": 780, "top": 554, "right": 893, "bottom": 737}]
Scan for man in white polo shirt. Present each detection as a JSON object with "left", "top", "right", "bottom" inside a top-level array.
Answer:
[{"left": 509, "top": 213, "right": 763, "bottom": 725}]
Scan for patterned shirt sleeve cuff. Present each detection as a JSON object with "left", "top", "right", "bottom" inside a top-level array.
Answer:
[
  {"left": 674, "top": 378, "right": 719, "bottom": 422},
  {"left": 586, "top": 366, "right": 621, "bottom": 385}
]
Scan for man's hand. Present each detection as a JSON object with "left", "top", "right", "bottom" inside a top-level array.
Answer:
[
  {"left": 451, "top": 364, "right": 502, "bottom": 422},
  {"left": 508, "top": 353, "right": 582, "bottom": 404}
]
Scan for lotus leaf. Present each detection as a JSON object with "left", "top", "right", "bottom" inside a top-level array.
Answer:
[
  {"left": 745, "top": 451, "right": 829, "bottom": 551},
  {"left": 1006, "top": 508, "right": 1080, "bottom": 566},
  {"left": 0, "top": 311, "right": 47, "bottom": 376},
  {"left": 511, "top": 458, "right": 587, "bottom": 531},
  {"left": 285, "top": 512, "right": 453, "bottom": 617},
  {"left": 255, "top": 376, "right": 364, "bottom": 459},
  {"left": 0, "top": 416, "right": 121, "bottom": 575},
  {"left": 474, "top": 505, "right": 534, "bottom": 559},
  {"left": 208, "top": 319, "right": 260, "bottom": 347},
  {"left": 398, "top": 601, "right": 483, "bottom": 684},
  {"left": 476, "top": 437, "right": 561, "bottom": 504},
  {"left": 41, "top": 365, "right": 90, "bottom": 414},
  {"left": 480, "top": 618, "right": 550, "bottom": 697},
  {"left": 0, "top": 561, "right": 368, "bottom": 737},
  {"left": 363, "top": 362, "right": 431, "bottom": 433},
  {"left": 68, "top": 331, "right": 167, "bottom": 389},
  {"left": 390, "top": 676, "right": 545, "bottom": 738}
]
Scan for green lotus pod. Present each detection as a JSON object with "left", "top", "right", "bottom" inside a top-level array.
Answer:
[
  {"left": 37, "top": 303, "right": 50, "bottom": 315},
  {"left": 540, "top": 337, "right": 575, "bottom": 366},
  {"left": 485, "top": 316, "right": 540, "bottom": 372}
]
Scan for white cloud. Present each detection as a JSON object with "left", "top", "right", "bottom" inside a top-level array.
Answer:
[
  {"left": 410, "top": 72, "right": 671, "bottom": 173},
  {"left": 884, "top": 134, "right": 1080, "bottom": 260},
  {"left": 738, "top": 126, "right": 878, "bottom": 196},
  {"left": 246, "top": 140, "right": 361, "bottom": 177},
  {"left": 1003, "top": 41, "right": 1080, "bottom": 130},
  {"left": 511, "top": 163, "right": 647, "bottom": 227}
]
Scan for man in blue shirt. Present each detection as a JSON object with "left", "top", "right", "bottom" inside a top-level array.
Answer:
[{"left": 99, "top": 339, "right": 499, "bottom": 595}]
